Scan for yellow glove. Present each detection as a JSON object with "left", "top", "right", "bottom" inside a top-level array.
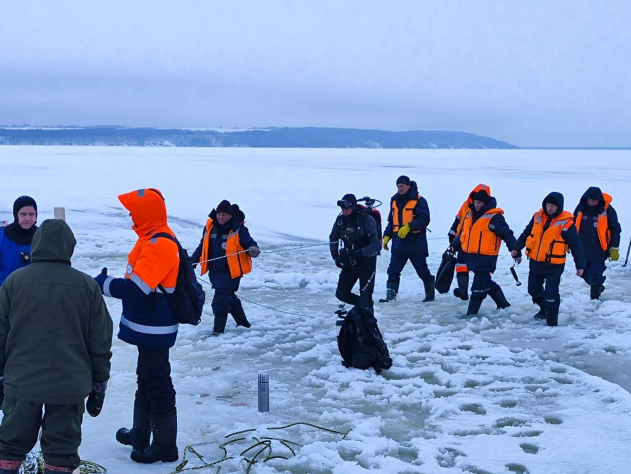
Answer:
[
  {"left": 397, "top": 224, "right": 411, "bottom": 239},
  {"left": 610, "top": 248, "right": 619, "bottom": 261},
  {"left": 383, "top": 235, "right": 390, "bottom": 251}
]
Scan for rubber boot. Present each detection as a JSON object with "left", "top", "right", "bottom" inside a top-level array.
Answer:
[
  {"left": 466, "top": 297, "right": 484, "bottom": 316},
  {"left": 212, "top": 313, "right": 228, "bottom": 336},
  {"left": 453, "top": 272, "right": 469, "bottom": 301},
  {"left": 546, "top": 308, "right": 559, "bottom": 327},
  {"left": 230, "top": 297, "right": 251, "bottom": 328},
  {"left": 533, "top": 298, "right": 545, "bottom": 320},
  {"left": 379, "top": 282, "right": 398, "bottom": 303},
  {"left": 130, "top": 413, "right": 179, "bottom": 464},
  {"left": 488, "top": 285, "right": 510, "bottom": 310},
  {"left": 590, "top": 285, "right": 604, "bottom": 300},
  {"left": 116, "top": 401, "right": 151, "bottom": 450},
  {"left": 422, "top": 276, "right": 435, "bottom": 302}
]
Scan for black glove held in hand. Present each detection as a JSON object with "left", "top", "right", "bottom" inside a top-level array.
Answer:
[{"left": 87, "top": 390, "right": 105, "bottom": 417}]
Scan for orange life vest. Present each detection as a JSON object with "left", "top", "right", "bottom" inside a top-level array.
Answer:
[
  {"left": 392, "top": 194, "right": 422, "bottom": 233},
  {"left": 455, "top": 184, "right": 491, "bottom": 237},
  {"left": 460, "top": 207, "right": 504, "bottom": 256},
  {"left": 199, "top": 218, "right": 252, "bottom": 279},
  {"left": 525, "top": 209, "right": 574, "bottom": 265},
  {"left": 575, "top": 193, "right": 612, "bottom": 252}
]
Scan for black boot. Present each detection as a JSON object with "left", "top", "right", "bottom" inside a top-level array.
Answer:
[
  {"left": 533, "top": 298, "right": 545, "bottom": 320},
  {"left": 130, "top": 413, "right": 179, "bottom": 464},
  {"left": 590, "top": 285, "right": 604, "bottom": 300},
  {"left": 422, "top": 276, "right": 435, "bottom": 302},
  {"left": 466, "top": 297, "right": 484, "bottom": 316},
  {"left": 116, "top": 402, "right": 151, "bottom": 450},
  {"left": 212, "top": 313, "right": 228, "bottom": 336},
  {"left": 453, "top": 272, "right": 469, "bottom": 301},
  {"left": 230, "top": 298, "right": 251, "bottom": 328},
  {"left": 546, "top": 308, "right": 559, "bottom": 327},
  {"left": 488, "top": 285, "right": 510, "bottom": 310},
  {"left": 379, "top": 282, "right": 398, "bottom": 303}
]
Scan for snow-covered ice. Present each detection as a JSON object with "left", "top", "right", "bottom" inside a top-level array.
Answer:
[{"left": 1, "top": 146, "right": 631, "bottom": 473}]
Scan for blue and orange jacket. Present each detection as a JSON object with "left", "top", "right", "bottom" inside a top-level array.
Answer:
[
  {"left": 383, "top": 181, "right": 431, "bottom": 255},
  {"left": 191, "top": 205, "right": 257, "bottom": 280},
  {"left": 573, "top": 187, "right": 621, "bottom": 253},
  {"left": 517, "top": 192, "right": 585, "bottom": 274},
  {"left": 100, "top": 189, "right": 180, "bottom": 349},
  {"left": 452, "top": 196, "right": 518, "bottom": 273}
]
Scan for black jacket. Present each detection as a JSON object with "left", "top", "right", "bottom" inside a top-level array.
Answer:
[
  {"left": 330, "top": 209, "right": 381, "bottom": 260},
  {"left": 383, "top": 181, "right": 431, "bottom": 255},
  {"left": 573, "top": 187, "right": 621, "bottom": 251},
  {"left": 516, "top": 192, "right": 586, "bottom": 274}
]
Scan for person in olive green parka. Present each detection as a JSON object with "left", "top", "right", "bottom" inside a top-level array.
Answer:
[{"left": 0, "top": 219, "right": 113, "bottom": 474}]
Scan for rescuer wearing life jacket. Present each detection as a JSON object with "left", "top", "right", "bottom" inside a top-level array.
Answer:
[
  {"left": 573, "top": 187, "right": 621, "bottom": 300},
  {"left": 450, "top": 189, "right": 519, "bottom": 316},
  {"left": 513, "top": 192, "right": 585, "bottom": 327},
  {"left": 94, "top": 188, "right": 181, "bottom": 464},
  {"left": 330, "top": 194, "right": 381, "bottom": 309},
  {"left": 191, "top": 200, "right": 260, "bottom": 336},
  {"left": 448, "top": 184, "right": 492, "bottom": 301},
  {"left": 380, "top": 176, "right": 435, "bottom": 303}
]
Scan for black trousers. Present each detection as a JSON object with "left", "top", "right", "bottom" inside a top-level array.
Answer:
[
  {"left": 135, "top": 347, "right": 176, "bottom": 418},
  {"left": 335, "top": 256, "right": 377, "bottom": 309},
  {"left": 470, "top": 271, "right": 500, "bottom": 300},
  {"left": 0, "top": 397, "right": 84, "bottom": 469},
  {"left": 528, "top": 272, "right": 562, "bottom": 310},
  {"left": 386, "top": 253, "right": 433, "bottom": 288}
]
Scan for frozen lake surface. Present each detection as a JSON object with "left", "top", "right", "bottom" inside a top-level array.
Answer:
[{"left": 1, "top": 146, "right": 631, "bottom": 473}]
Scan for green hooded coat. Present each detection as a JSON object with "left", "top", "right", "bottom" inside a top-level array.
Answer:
[{"left": 0, "top": 219, "right": 113, "bottom": 404}]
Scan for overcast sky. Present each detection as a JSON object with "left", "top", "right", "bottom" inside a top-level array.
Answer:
[{"left": 0, "top": 0, "right": 629, "bottom": 147}]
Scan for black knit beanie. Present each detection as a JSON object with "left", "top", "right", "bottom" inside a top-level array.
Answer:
[
  {"left": 13, "top": 196, "right": 37, "bottom": 222},
  {"left": 216, "top": 200, "right": 233, "bottom": 216}
]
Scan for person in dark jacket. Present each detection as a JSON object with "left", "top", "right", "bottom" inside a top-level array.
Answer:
[
  {"left": 513, "top": 192, "right": 585, "bottom": 326},
  {"left": 0, "top": 219, "right": 113, "bottom": 474},
  {"left": 191, "top": 200, "right": 260, "bottom": 336},
  {"left": 573, "top": 187, "right": 621, "bottom": 299},
  {"left": 380, "top": 176, "right": 434, "bottom": 303},
  {"left": 450, "top": 190, "right": 519, "bottom": 316},
  {"left": 0, "top": 196, "right": 38, "bottom": 286},
  {"left": 330, "top": 194, "right": 381, "bottom": 310},
  {"left": 95, "top": 188, "right": 180, "bottom": 464}
]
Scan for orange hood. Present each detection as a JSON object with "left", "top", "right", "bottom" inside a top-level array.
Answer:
[{"left": 118, "top": 188, "right": 168, "bottom": 236}]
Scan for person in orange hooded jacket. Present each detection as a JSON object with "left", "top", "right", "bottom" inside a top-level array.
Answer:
[{"left": 94, "top": 188, "right": 180, "bottom": 464}]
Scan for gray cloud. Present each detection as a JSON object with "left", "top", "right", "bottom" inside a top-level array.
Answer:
[{"left": 0, "top": 0, "right": 629, "bottom": 146}]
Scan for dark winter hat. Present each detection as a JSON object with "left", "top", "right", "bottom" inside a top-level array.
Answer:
[
  {"left": 544, "top": 194, "right": 561, "bottom": 208},
  {"left": 338, "top": 193, "right": 357, "bottom": 209},
  {"left": 216, "top": 200, "right": 233, "bottom": 216},
  {"left": 584, "top": 187, "right": 603, "bottom": 201},
  {"left": 396, "top": 175, "right": 411, "bottom": 186},
  {"left": 472, "top": 190, "right": 490, "bottom": 204},
  {"left": 13, "top": 195, "right": 37, "bottom": 221}
]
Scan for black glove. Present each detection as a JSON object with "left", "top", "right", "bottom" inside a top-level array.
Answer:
[
  {"left": 448, "top": 234, "right": 455, "bottom": 244},
  {"left": 86, "top": 381, "right": 107, "bottom": 417},
  {"left": 94, "top": 268, "right": 108, "bottom": 292},
  {"left": 334, "top": 253, "right": 345, "bottom": 269}
]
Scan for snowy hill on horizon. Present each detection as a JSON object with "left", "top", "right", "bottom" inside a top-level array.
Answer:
[{"left": 0, "top": 126, "right": 518, "bottom": 149}]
